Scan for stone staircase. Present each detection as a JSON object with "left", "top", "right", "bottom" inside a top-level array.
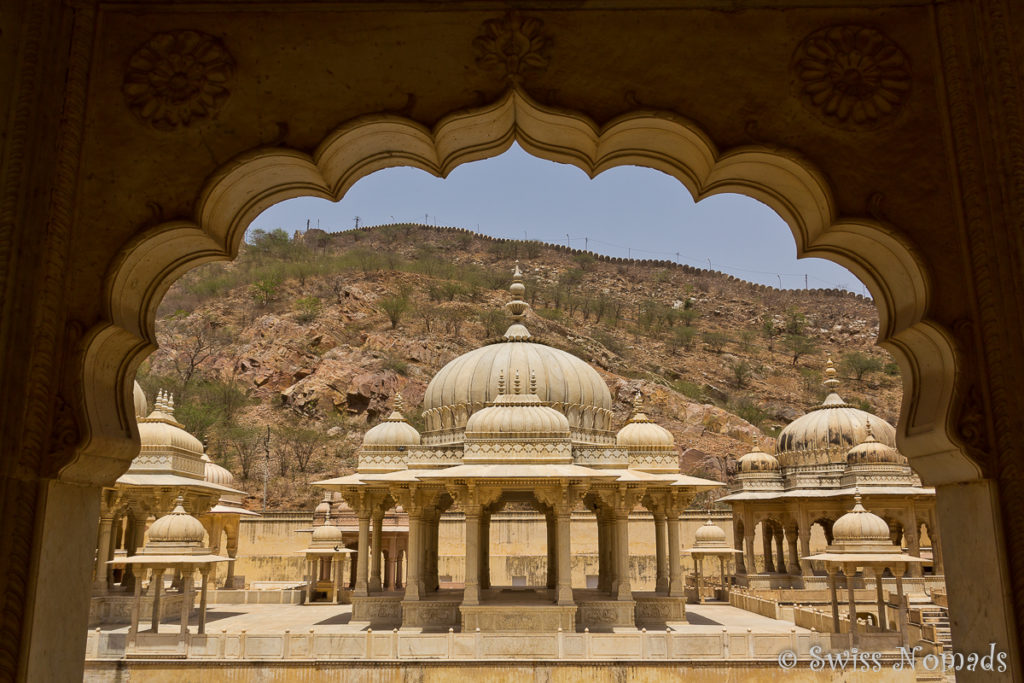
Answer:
[{"left": 916, "top": 606, "right": 953, "bottom": 653}]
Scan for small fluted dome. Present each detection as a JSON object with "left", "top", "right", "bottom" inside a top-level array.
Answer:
[
  {"left": 202, "top": 453, "right": 235, "bottom": 487},
  {"left": 846, "top": 420, "right": 905, "bottom": 466},
  {"left": 464, "top": 371, "right": 571, "bottom": 436},
  {"left": 311, "top": 513, "right": 345, "bottom": 544},
  {"left": 832, "top": 494, "right": 891, "bottom": 544},
  {"left": 362, "top": 394, "right": 420, "bottom": 447},
  {"left": 137, "top": 390, "right": 204, "bottom": 456},
  {"left": 616, "top": 392, "right": 674, "bottom": 448},
  {"left": 694, "top": 519, "right": 728, "bottom": 547},
  {"left": 776, "top": 358, "right": 896, "bottom": 467},
  {"left": 738, "top": 443, "right": 780, "bottom": 473},
  {"left": 133, "top": 381, "right": 148, "bottom": 419},
  {"left": 147, "top": 497, "right": 207, "bottom": 545}
]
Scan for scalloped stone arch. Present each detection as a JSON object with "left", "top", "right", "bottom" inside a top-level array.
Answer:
[{"left": 67, "top": 89, "right": 974, "bottom": 488}]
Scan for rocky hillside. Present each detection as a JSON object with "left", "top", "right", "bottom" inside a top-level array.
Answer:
[{"left": 140, "top": 224, "right": 902, "bottom": 510}]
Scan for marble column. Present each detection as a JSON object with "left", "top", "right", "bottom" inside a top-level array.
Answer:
[
  {"left": 179, "top": 571, "right": 193, "bottom": 638},
  {"left": 480, "top": 509, "right": 491, "bottom": 590},
  {"left": 614, "top": 508, "right": 632, "bottom": 600},
  {"left": 743, "top": 531, "right": 755, "bottom": 577},
  {"left": 556, "top": 504, "right": 573, "bottom": 605},
  {"left": 404, "top": 512, "right": 422, "bottom": 600},
  {"left": 871, "top": 567, "right": 887, "bottom": 631},
  {"left": 931, "top": 522, "right": 944, "bottom": 575},
  {"left": 786, "top": 524, "right": 800, "bottom": 575},
  {"left": 845, "top": 567, "right": 858, "bottom": 646},
  {"left": 895, "top": 567, "right": 908, "bottom": 648},
  {"left": 828, "top": 567, "right": 840, "bottom": 632},
  {"left": 654, "top": 512, "right": 668, "bottom": 593},
  {"left": 198, "top": 568, "right": 210, "bottom": 634},
  {"left": 125, "top": 511, "right": 148, "bottom": 592},
  {"left": 734, "top": 523, "right": 746, "bottom": 575},
  {"left": 369, "top": 511, "right": 384, "bottom": 593},
  {"left": 93, "top": 516, "right": 114, "bottom": 593},
  {"left": 546, "top": 512, "right": 557, "bottom": 590},
  {"left": 464, "top": 506, "right": 481, "bottom": 605},
  {"left": 395, "top": 546, "right": 404, "bottom": 590},
  {"left": 224, "top": 532, "right": 238, "bottom": 589},
  {"left": 798, "top": 523, "right": 812, "bottom": 577},
  {"left": 149, "top": 569, "right": 164, "bottom": 633},
  {"left": 597, "top": 512, "right": 610, "bottom": 592},
  {"left": 904, "top": 514, "right": 923, "bottom": 578},
  {"left": 774, "top": 527, "right": 786, "bottom": 574},
  {"left": 667, "top": 509, "right": 683, "bottom": 597},
  {"left": 762, "top": 525, "right": 775, "bottom": 573},
  {"left": 428, "top": 510, "right": 440, "bottom": 592},
  {"left": 306, "top": 559, "right": 315, "bottom": 603},
  {"left": 128, "top": 567, "right": 142, "bottom": 646},
  {"left": 354, "top": 512, "right": 370, "bottom": 597}
]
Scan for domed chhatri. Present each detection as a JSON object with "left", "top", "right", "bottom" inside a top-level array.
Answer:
[
  {"left": 616, "top": 392, "right": 675, "bottom": 449},
  {"left": 137, "top": 390, "right": 205, "bottom": 457},
  {"left": 775, "top": 356, "right": 897, "bottom": 467},
  {"left": 362, "top": 393, "right": 421, "bottom": 447},
  {"left": 737, "top": 442, "right": 780, "bottom": 473},
  {"left": 846, "top": 419, "right": 906, "bottom": 466},
  {"left": 830, "top": 492, "right": 892, "bottom": 548},
  {"left": 146, "top": 497, "right": 208, "bottom": 548},
  {"left": 694, "top": 519, "right": 728, "bottom": 547},
  {"left": 202, "top": 453, "right": 235, "bottom": 487},
  {"left": 422, "top": 264, "right": 613, "bottom": 440},
  {"left": 310, "top": 512, "right": 345, "bottom": 546}
]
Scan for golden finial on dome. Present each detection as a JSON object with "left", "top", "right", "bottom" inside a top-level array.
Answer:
[
  {"left": 632, "top": 390, "right": 644, "bottom": 416},
  {"left": 823, "top": 355, "right": 840, "bottom": 391},
  {"left": 166, "top": 392, "right": 175, "bottom": 416},
  {"left": 513, "top": 369, "right": 522, "bottom": 395},
  {"left": 172, "top": 495, "right": 186, "bottom": 513},
  {"left": 530, "top": 370, "right": 537, "bottom": 394},
  {"left": 497, "top": 369, "right": 506, "bottom": 395},
  {"left": 864, "top": 418, "right": 875, "bottom": 441},
  {"left": 394, "top": 392, "right": 404, "bottom": 413}
]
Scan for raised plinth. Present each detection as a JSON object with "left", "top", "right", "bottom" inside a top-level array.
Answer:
[
  {"left": 351, "top": 595, "right": 403, "bottom": 627},
  {"left": 575, "top": 598, "right": 636, "bottom": 630},
  {"left": 634, "top": 593, "right": 687, "bottom": 625},
  {"left": 401, "top": 598, "right": 461, "bottom": 628},
  {"left": 460, "top": 604, "right": 576, "bottom": 632}
]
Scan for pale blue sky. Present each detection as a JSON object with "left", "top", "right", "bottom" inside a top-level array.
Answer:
[{"left": 250, "top": 143, "right": 868, "bottom": 295}]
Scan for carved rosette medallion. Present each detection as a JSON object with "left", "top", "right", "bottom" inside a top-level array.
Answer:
[
  {"left": 474, "top": 12, "right": 550, "bottom": 82},
  {"left": 792, "top": 25, "right": 910, "bottom": 130},
  {"left": 123, "top": 30, "right": 234, "bottom": 130}
]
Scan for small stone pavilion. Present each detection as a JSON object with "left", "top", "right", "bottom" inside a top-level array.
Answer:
[
  {"left": 315, "top": 265, "right": 721, "bottom": 632},
  {"left": 90, "top": 384, "right": 250, "bottom": 626},
  {"left": 720, "top": 360, "right": 942, "bottom": 591}
]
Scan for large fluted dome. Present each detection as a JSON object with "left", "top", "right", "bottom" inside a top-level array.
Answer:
[
  {"left": 776, "top": 359, "right": 896, "bottom": 467},
  {"left": 422, "top": 333, "right": 613, "bottom": 434}
]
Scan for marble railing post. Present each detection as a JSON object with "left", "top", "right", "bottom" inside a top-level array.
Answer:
[
  {"left": 369, "top": 511, "right": 383, "bottom": 593},
  {"left": 149, "top": 569, "right": 164, "bottom": 633},
  {"left": 546, "top": 512, "right": 557, "bottom": 589},
  {"left": 93, "top": 516, "right": 114, "bottom": 593},
  {"left": 654, "top": 512, "right": 668, "bottom": 594},
  {"left": 667, "top": 508, "right": 683, "bottom": 597},
  {"left": 354, "top": 512, "right": 371, "bottom": 597},
  {"left": 464, "top": 505, "right": 481, "bottom": 605}
]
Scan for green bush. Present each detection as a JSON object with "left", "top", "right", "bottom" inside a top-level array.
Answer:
[
  {"left": 671, "top": 380, "right": 705, "bottom": 402},
  {"left": 294, "top": 296, "right": 322, "bottom": 323},
  {"left": 731, "top": 396, "right": 767, "bottom": 426},
  {"left": 536, "top": 308, "right": 563, "bottom": 321},
  {"left": 703, "top": 331, "right": 728, "bottom": 353}
]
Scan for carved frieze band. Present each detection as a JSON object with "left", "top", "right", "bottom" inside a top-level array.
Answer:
[
  {"left": 792, "top": 25, "right": 910, "bottom": 130},
  {"left": 123, "top": 30, "right": 235, "bottom": 130}
]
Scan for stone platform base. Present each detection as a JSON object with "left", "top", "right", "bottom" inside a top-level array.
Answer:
[
  {"left": 401, "top": 598, "right": 461, "bottom": 628},
  {"left": 575, "top": 598, "right": 635, "bottom": 630},
  {"left": 460, "top": 603, "right": 576, "bottom": 632},
  {"left": 89, "top": 593, "right": 190, "bottom": 627},
  {"left": 352, "top": 595, "right": 403, "bottom": 627},
  {"left": 634, "top": 594, "right": 687, "bottom": 625}
]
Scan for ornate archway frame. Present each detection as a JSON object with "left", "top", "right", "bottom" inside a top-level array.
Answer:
[{"left": 68, "top": 88, "right": 974, "bottom": 489}]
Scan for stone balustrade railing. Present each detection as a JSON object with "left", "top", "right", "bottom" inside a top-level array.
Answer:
[
  {"left": 728, "top": 589, "right": 785, "bottom": 620},
  {"left": 87, "top": 626, "right": 832, "bottom": 661}
]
